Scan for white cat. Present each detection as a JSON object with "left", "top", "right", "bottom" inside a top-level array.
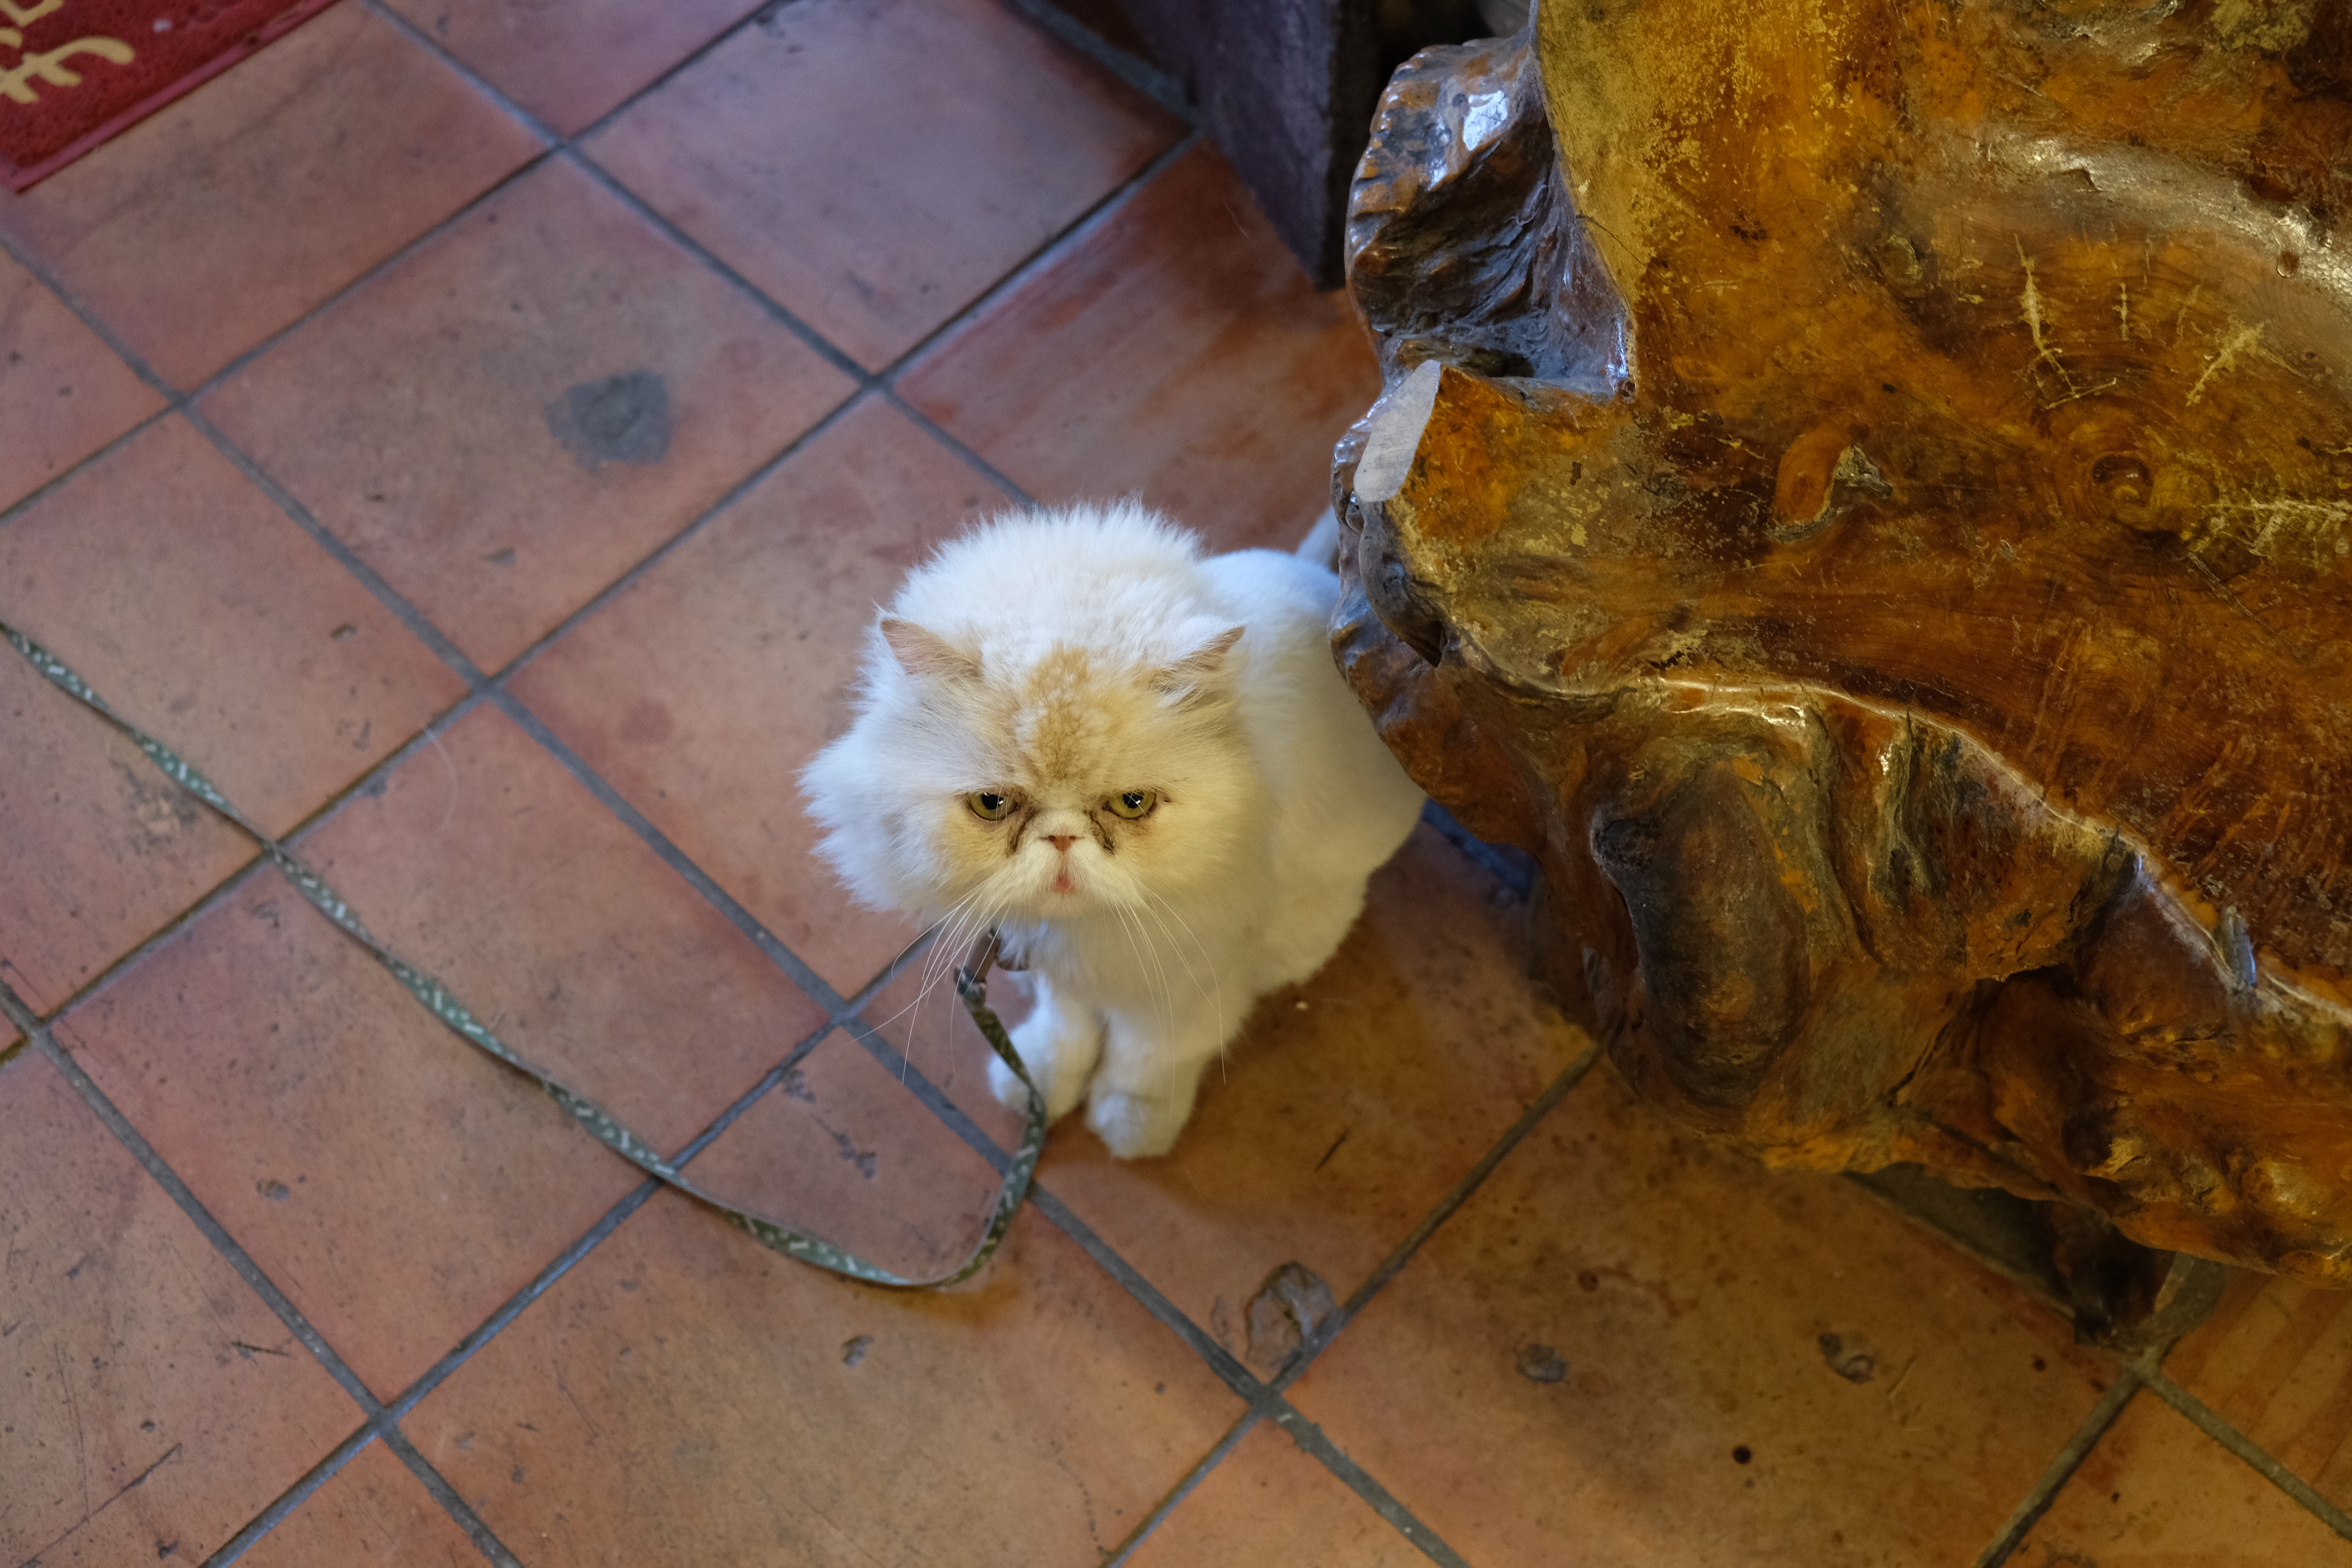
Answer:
[{"left": 802, "top": 501, "right": 1424, "bottom": 1158}]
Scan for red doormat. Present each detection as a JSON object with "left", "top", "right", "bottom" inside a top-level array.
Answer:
[{"left": 0, "top": 0, "right": 341, "bottom": 191}]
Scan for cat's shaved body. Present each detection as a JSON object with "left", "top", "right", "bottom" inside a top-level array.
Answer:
[{"left": 804, "top": 501, "right": 1424, "bottom": 1157}]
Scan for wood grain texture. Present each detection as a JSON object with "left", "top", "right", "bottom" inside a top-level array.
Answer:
[{"left": 1332, "top": 4, "right": 2352, "bottom": 1280}]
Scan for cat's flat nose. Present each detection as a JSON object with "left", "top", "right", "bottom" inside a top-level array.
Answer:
[{"left": 1045, "top": 834, "right": 1078, "bottom": 852}]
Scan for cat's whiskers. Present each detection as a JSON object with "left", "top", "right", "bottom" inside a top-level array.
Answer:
[
  {"left": 913, "top": 882, "right": 1019, "bottom": 1082},
  {"left": 1125, "top": 899, "right": 1182, "bottom": 1045},
  {"left": 1103, "top": 898, "right": 1174, "bottom": 1044},
  {"left": 1134, "top": 883, "right": 1225, "bottom": 1045},
  {"left": 913, "top": 880, "right": 993, "bottom": 996},
  {"left": 865, "top": 879, "right": 999, "bottom": 1076},
  {"left": 1131, "top": 884, "right": 1220, "bottom": 1013},
  {"left": 1116, "top": 895, "right": 1188, "bottom": 1044}
]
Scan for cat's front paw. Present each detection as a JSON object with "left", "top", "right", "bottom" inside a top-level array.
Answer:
[
  {"left": 986, "top": 1049, "right": 1049, "bottom": 1119},
  {"left": 1085, "top": 1091, "right": 1186, "bottom": 1160},
  {"left": 994, "top": 1014, "right": 1089, "bottom": 1122}
]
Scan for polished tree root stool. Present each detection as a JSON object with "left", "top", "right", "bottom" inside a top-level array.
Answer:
[{"left": 1330, "top": 2, "right": 2352, "bottom": 1344}]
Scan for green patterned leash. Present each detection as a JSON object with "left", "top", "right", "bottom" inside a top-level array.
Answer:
[{"left": 3, "top": 621, "right": 1046, "bottom": 1289}]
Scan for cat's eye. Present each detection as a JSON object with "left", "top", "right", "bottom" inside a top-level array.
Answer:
[
  {"left": 967, "top": 791, "right": 1014, "bottom": 822},
  {"left": 1105, "top": 789, "right": 1157, "bottom": 820}
]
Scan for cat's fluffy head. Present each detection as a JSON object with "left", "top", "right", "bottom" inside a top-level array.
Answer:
[{"left": 801, "top": 502, "right": 1265, "bottom": 932}]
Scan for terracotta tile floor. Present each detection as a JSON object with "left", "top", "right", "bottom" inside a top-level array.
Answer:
[{"left": 2, "top": 4, "right": 2349, "bottom": 1565}]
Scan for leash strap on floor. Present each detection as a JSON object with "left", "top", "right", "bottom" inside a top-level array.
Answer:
[{"left": 4, "top": 621, "right": 1047, "bottom": 1289}]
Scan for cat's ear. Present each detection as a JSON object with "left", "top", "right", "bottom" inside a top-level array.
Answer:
[
  {"left": 1152, "top": 625, "right": 1245, "bottom": 704},
  {"left": 878, "top": 618, "right": 981, "bottom": 684}
]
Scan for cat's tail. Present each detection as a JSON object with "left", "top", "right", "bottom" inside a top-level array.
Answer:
[{"left": 1293, "top": 507, "right": 1343, "bottom": 573}]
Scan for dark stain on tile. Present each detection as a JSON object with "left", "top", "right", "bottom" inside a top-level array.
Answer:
[
  {"left": 1243, "top": 1261, "right": 1334, "bottom": 1376},
  {"left": 1818, "top": 1330, "right": 1879, "bottom": 1384},
  {"left": 115, "top": 758, "right": 202, "bottom": 848},
  {"left": 1515, "top": 1343, "right": 1568, "bottom": 1384},
  {"left": 546, "top": 370, "right": 672, "bottom": 471},
  {"left": 824, "top": 1120, "right": 878, "bottom": 1180}
]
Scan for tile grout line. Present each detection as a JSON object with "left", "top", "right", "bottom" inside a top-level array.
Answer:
[
  {"left": 2139, "top": 1365, "right": 2352, "bottom": 1544},
  {"left": 835, "top": 1005, "right": 1255, "bottom": 1376},
  {"left": 180, "top": 398, "right": 492, "bottom": 682},
  {"left": 875, "top": 130, "right": 1201, "bottom": 392},
  {"left": 196, "top": 1419, "right": 379, "bottom": 1568},
  {"left": 375, "top": 1423, "right": 529, "bottom": 1568},
  {"left": 1266, "top": 1403, "right": 1477, "bottom": 1568},
  {"left": 1, "top": 983, "right": 382, "bottom": 1412},
  {"left": 0, "top": 404, "right": 174, "bottom": 536},
  {"left": 487, "top": 690, "right": 849, "bottom": 1008},
  {"left": 378, "top": 1024, "right": 847, "bottom": 1427},
  {"left": 465, "top": 132, "right": 1203, "bottom": 684},
  {"left": 15, "top": 687, "right": 497, "bottom": 1032},
  {"left": 379, "top": 1178, "right": 657, "bottom": 1428},
  {"left": 548, "top": 142, "right": 863, "bottom": 381},
  {"left": 1279, "top": 1037, "right": 1604, "bottom": 1395},
  {"left": 213, "top": 1005, "right": 839, "bottom": 1563},
  {"left": 840, "top": 1012, "right": 1484, "bottom": 1565},
  {"left": 882, "top": 386, "right": 1040, "bottom": 510},
  {"left": 175, "top": 142, "right": 560, "bottom": 401},
  {"left": 352, "top": 0, "right": 558, "bottom": 144},
  {"left": 1233, "top": 998, "right": 1604, "bottom": 1564},
  {"left": 0, "top": 980, "right": 530, "bottom": 1568},
  {"left": 995, "top": 0, "right": 1196, "bottom": 122},
  {"left": 1416, "top": 799, "right": 1536, "bottom": 900},
  {"left": 0, "top": 192, "right": 499, "bottom": 690},
  {"left": 1970, "top": 1369, "right": 2143, "bottom": 1568},
  {"left": 363, "top": 0, "right": 872, "bottom": 397},
  {"left": 362, "top": 0, "right": 773, "bottom": 156},
  {"left": 1100, "top": 1409, "right": 1261, "bottom": 1566},
  {"left": 484, "top": 390, "right": 869, "bottom": 683}
]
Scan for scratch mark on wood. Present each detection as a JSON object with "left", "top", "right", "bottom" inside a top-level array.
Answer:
[
  {"left": 2016, "top": 243, "right": 2076, "bottom": 392},
  {"left": 2186, "top": 321, "right": 2263, "bottom": 406},
  {"left": 2042, "top": 377, "right": 2118, "bottom": 410},
  {"left": 2172, "top": 282, "right": 2205, "bottom": 343}
]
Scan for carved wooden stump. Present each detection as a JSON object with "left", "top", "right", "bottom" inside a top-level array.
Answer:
[{"left": 1332, "top": 2, "right": 2352, "bottom": 1287}]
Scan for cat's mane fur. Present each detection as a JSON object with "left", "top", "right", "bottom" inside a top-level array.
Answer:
[{"left": 802, "top": 500, "right": 1423, "bottom": 1157}]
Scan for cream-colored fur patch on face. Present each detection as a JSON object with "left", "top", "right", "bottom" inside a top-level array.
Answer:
[
  {"left": 1007, "top": 642, "right": 1113, "bottom": 784},
  {"left": 939, "top": 638, "right": 1245, "bottom": 925}
]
